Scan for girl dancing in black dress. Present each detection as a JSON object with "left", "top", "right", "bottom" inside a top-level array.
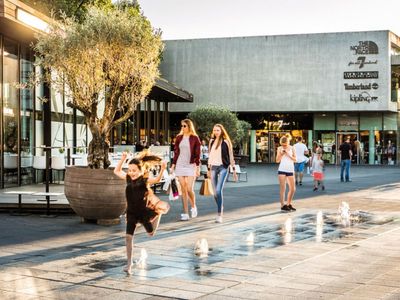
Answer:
[{"left": 114, "top": 151, "right": 167, "bottom": 275}]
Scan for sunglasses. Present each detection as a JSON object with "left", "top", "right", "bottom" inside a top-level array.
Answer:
[{"left": 181, "top": 125, "right": 187, "bottom": 128}]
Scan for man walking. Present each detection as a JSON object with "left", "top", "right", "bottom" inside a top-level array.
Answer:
[
  {"left": 293, "top": 136, "right": 309, "bottom": 185},
  {"left": 339, "top": 137, "right": 352, "bottom": 182}
]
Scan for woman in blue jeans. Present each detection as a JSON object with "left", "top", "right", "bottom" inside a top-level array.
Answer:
[{"left": 207, "top": 124, "right": 237, "bottom": 223}]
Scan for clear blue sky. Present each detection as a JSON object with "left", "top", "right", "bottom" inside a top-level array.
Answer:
[{"left": 139, "top": 0, "right": 400, "bottom": 40}]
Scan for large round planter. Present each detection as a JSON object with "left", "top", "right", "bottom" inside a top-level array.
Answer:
[{"left": 64, "top": 166, "right": 126, "bottom": 222}]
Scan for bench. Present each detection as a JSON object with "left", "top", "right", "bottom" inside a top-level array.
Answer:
[
  {"left": 4, "top": 191, "right": 35, "bottom": 215},
  {"left": 227, "top": 164, "right": 248, "bottom": 182},
  {"left": 34, "top": 192, "right": 64, "bottom": 216}
]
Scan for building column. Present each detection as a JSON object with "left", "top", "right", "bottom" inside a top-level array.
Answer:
[
  {"left": 369, "top": 130, "right": 375, "bottom": 165},
  {"left": 250, "top": 130, "right": 256, "bottom": 163}
]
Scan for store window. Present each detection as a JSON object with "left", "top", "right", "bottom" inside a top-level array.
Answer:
[
  {"left": 314, "top": 113, "right": 335, "bottom": 164},
  {"left": 383, "top": 113, "right": 397, "bottom": 165},
  {"left": 3, "top": 39, "right": 19, "bottom": 187},
  {"left": 20, "top": 46, "right": 35, "bottom": 184}
]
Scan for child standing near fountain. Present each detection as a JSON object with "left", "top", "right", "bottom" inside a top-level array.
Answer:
[
  {"left": 312, "top": 149, "right": 325, "bottom": 191},
  {"left": 114, "top": 151, "right": 167, "bottom": 275}
]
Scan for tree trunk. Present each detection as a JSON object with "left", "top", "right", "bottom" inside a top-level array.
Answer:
[{"left": 88, "top": 132, "right": 110, "bottom": 169}]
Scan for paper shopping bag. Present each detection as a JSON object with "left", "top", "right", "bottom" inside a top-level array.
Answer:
[{"left": 200, "top": 178, "right": 214, "bottom": 196}]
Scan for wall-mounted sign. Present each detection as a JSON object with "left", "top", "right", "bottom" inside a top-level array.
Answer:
[
  {"left": 337, "top": 118, "right": 358, "bottom": 127},
  {"left": 350, "top": 91, "right": 378, "bottom": 103},
  {"left": 344, "top": 71, "right": 378, "bottom": 79},
  {"left": 348, "top": 56, "right": 378, "bottom": 69},
  {"left": 350, "top": 41, "right": 379, "bottom": 55},
  {"left": 344, "top": 83, "right": 379, "bottom": 90}
]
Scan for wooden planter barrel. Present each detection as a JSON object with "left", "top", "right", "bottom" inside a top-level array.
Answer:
[{"left": 64, "top": 166, "right": 126, "bottom": 223}]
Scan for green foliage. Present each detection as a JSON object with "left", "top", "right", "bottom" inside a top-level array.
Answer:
[
  {"left": 188, "top": 104, "right": 251, "bottom": 147},
  {"left": 236, "top": 120, "right": 252, "bottom": 145},
  {"left": 33, "top": 5, "right": 163, "bottom": 168}
]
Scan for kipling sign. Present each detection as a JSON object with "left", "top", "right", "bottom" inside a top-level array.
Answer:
[{"left": 350, "top": 41, "right": 379, "bottom": 55}]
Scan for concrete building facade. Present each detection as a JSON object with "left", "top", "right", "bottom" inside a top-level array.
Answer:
[{"left": 160, "top": 30, "right": 400, "bottom": 165}]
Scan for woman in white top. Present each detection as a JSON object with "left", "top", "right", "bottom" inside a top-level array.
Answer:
[
  {"left": 276, "top": 134, "right": 297, "bottom": 212},
  {"left": 208, "top": 124, "right": 237, "bottom": 223}
]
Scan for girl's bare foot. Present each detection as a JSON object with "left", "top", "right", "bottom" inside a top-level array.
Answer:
[{"left": 123, "top": 265, "right": 132, "bottom": 275}]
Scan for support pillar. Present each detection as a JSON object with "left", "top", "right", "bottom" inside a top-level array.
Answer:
[
  {"left": 250, "top": 130, "right": 256, "bottom": 163},
  {"left": 369, "top": 129, "right": 375, "bottom": 165}
]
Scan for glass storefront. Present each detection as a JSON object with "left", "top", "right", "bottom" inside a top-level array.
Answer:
[{"left": 0, "top": 33, "right": 90, "bottom": 188}]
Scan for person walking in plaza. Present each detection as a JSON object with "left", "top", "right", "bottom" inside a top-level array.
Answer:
[
  {"left": 312, "top": 149, "right": 325, "bottom": 191},
  {"left": 276, "top": 134, "right": 297, "bottom": 212},
  {"left": 170, "top": 119, "right": 201, "bottom": 221},
  {"left": 293, "top": 136, "right": 309, "bottom": 186},
  {"left": 208, "top": 124, "right": 237, "bottom": 223},
  {"left": 339, "top": 137, "right": 352, "bottom": 182},
  {"left": 114, "top": 151, "right": 167, "bottom": 275}
]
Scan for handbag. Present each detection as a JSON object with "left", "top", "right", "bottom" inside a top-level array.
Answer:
[
  {"left": 145, "top": 189, "right": 170, "bottom": 215},
  {"left": 171, "top": 178, "right": 179, "bottom": 197},
  {"left": 199, "top": 178, "right": 214, "bottom": 196}
]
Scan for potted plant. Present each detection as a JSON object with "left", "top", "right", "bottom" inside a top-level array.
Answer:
[{"left": 32, "top": 4, "right": 163, "bottom": 223}]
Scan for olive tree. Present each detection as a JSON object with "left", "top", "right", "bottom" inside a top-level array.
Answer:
[{"left": 33, "top": 5, "right": 163, "bottom": 168}]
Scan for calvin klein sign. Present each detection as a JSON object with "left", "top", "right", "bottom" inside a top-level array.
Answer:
[
  {"left": 344, "top": 71, "right": 378, "bottom": 79},
  {"left": 350, "top": 41, "right": 379, "bottom": 55}
]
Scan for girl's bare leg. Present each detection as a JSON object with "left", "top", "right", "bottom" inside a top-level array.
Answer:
[
  {"left": 278, "top": 175, "right": 287, "bottom": 207},
  {"left": 178, "top": 176, "right": 189, "bottom": 214},
  {"left": 186, "top": 176, "right": 196, "bottom": 209},
  {"left": 124, "top": 234, "right": 133, "bottom": 274},
  {"left": 286, "top": 176, "right": 296, "bottom": 205}
]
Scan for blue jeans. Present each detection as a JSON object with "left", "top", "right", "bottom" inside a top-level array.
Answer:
[
  {"left": 340, "top": 159, "right": 351, "bottom": 181},
  {"left": 210, "top": 165, "right": 229, "bottom": 213}
]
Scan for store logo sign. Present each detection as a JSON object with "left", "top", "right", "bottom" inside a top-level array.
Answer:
[
  {"left": 344, "top": 71, "right": 378, "bottom": 79},
  {"left": 344, "top": 83, "right": 379, "bottom": 90},
  {"left": 350, "top": 92, "right": 378, "bottom": 103},
  {"left": 350, "top": 41, "right": 379, "bottom": 55},
  {"left": 348, "top": 56, "right": 378, "bottom": 69}
]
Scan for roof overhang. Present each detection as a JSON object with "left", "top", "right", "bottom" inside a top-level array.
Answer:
[
  {"left": 149, "top": 78, "right": 194, "bottom": 103},
  {"left": 0, "top": 0, "right": 51, "bottom": 43}
]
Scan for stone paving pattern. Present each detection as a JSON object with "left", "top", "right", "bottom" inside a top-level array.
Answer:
[{"left": 0, "top": 165, "right": 400, "bottom": 299}]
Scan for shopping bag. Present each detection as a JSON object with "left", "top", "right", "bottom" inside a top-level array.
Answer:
[
  {"left": 199, "top": 178, "right": 214, "bottom": 196},
  {"left": 171, "top": 178, "right": 179, "bottom": 197}
]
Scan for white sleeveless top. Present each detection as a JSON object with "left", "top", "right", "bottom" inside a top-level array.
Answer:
[{"left": 278, "top": 146, "right": 295, "bottom": 173}]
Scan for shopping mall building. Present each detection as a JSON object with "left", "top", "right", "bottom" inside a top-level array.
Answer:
[{"left": 160, "top": 30, "right": 400, "bottom": 165}]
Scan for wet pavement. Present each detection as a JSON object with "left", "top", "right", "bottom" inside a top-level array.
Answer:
[{"left": 0, "top": 166, "right": 400, "bottom": 299}]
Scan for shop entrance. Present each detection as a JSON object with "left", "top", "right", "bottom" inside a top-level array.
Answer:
[
  {"left": 269, "top": 132, "right": 290, "bottom": 163},
  {"left": 336, "top": 132, "right": 359, "bottom": 165}
]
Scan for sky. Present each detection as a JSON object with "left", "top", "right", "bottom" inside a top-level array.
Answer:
[{"left": 139, "top": 0, "right": 400, "bottom": 40}]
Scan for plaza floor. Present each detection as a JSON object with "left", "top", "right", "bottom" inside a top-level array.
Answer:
[{"left": 0, "top": 165, "right": 399, "bottom": 299}]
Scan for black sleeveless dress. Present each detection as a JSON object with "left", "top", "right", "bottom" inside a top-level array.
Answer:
[{"left": 125, "top": 175, "right": 157, "bottom": 235}]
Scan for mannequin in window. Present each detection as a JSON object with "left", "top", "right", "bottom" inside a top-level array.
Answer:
[
  {"left": 376, "top": 141, "right": 382, "bottom": 164},
  {"left": 387, "top": 140, "right": 395, "bottom": 165}
]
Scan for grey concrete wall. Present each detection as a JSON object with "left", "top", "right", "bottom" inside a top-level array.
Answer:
[{"left": 160, "top": 31, "right": 396, "bottom": 113}]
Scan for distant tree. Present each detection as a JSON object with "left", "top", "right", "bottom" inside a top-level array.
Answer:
[
  {"left": 188, "top": 105, "right": 251, "bottom": 147},
  {"left": 32, "top": 5, "right": 163, "bottom": 168}
]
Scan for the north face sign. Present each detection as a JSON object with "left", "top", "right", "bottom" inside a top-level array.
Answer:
[{"left": 350, "top": 41, "right": 379, "bottom": 55}]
